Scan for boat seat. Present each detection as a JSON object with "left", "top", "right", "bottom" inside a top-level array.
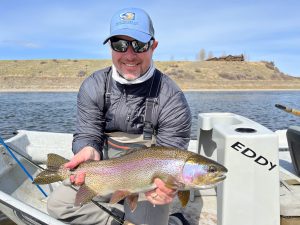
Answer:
[{"left": 286, "top": 126, "right": 300, "bottom": 176}]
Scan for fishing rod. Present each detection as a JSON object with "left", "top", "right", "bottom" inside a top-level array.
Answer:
[
  {"left": 91, "top": 198, "right": 133, "bottom": 225},
  {"left": 275, "top": 104, "right": 300, "bottom": 117},
  {"left": 0, "top": 139, "right": 133, "bottom": 225},
  {"left": 0, "top": 136, "right": 48, "bottom": 197},
  {"left": 0, "top": 141, "right": 45, "bottom": 171}
]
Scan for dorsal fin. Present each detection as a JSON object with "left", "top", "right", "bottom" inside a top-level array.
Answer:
[{"left": 125, "top": 148, "right": 139, "bottom": 155}]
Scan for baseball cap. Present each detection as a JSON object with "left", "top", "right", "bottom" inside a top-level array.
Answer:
[{"left": 103, "top": 8, "right": 155, "bottom": 44}]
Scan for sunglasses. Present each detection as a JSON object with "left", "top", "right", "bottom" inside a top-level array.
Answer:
[{"left": 109, "top": 37, "right": 154, "bottom": 53}]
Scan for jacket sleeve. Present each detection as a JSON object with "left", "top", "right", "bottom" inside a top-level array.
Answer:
[
  {"left": 155, "top": 91, "right": 192, "bottom": 150},
  {"left": 72, "top": 75, "right": 106, "bottom": 155}
]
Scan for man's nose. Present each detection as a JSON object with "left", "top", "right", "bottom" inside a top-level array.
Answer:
[{"left": 125, "top": 45, "right": 137, "bottom": 57}]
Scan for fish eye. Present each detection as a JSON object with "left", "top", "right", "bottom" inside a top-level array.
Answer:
[{"left": 208, "top": 165, "right": 217, "bottom": 173}]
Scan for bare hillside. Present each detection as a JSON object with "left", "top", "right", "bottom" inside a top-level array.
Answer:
[{"left": 0, "top": 60, "right": 299, "bottom": 91}]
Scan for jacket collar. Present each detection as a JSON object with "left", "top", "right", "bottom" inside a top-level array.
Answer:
[{"left": 111, "top": 60, "right": 155, "bottom": 85}]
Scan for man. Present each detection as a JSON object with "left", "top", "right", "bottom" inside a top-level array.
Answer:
[{"left": 47, "top": 7, "right": 191, "bottom": 225}]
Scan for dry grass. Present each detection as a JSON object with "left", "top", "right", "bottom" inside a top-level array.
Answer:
[
  {"left": 0, "top": 59, "right": 111, "bottom": 77},
  {"left": 0, "top": 60, "right": 300, "bottom": 91}
]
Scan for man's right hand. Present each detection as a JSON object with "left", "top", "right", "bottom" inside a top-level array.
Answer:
[{"left": 64, "top": 146, "right": 101, "bottom": 185}]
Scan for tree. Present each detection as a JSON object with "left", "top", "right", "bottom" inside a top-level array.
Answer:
[
  {"left": 196, "top": 48, "right": 206, "bottom": 61},
  {"left": 207, "top": 51, "right": 214, "bottom": 59}
]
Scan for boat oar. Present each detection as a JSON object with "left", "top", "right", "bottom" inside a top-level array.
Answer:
[
  {"left": 0, "top": 136, "right": 48, "bottom": 197},
  {"left": 1, "top": 140, "right": 134, "bottom": 225},
  {"left": 275, "top": 104, "right": 300, "bottom": 117}
]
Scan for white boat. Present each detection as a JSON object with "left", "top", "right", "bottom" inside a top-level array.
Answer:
[{"left": 0, "top": 112, "right": 299, "bottom": 225}]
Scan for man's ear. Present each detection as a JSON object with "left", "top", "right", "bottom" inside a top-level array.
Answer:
[{"left": 151, "top": 40, "right": 158, "bottom": 51}]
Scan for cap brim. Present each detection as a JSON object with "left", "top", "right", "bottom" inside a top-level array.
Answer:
[{"left": 103, "top": 29, "right": 152, "bottom": 44}]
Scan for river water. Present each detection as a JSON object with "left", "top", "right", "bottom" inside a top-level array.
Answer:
[
  {"left": 0, "top": 90, "right": 300, "bottom": 224},
  {"left": 0, "top": 91, "right": 299, "bottom": 140}
]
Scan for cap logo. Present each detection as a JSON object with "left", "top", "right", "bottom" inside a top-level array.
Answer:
[{"left": 120, "top": 12, "right": 135, "bottom": 21}]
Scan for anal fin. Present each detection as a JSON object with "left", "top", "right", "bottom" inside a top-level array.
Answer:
[
  {"left": 110, "top": 191, "right": 139, "bottom": 212},
  {"left": 126, "top": 194, "right": 139, "bottom": 212},
  {"left": 110, "top": 190, "right": 131, "bottom": 204}
]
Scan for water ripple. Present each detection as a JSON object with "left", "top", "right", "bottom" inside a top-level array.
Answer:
[{"left": 0, "top": 91, "right": 300, "bottom": 140}]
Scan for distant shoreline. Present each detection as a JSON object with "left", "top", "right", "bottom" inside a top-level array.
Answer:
[
  {"left": 184, "top": 88, "right": 300, "bottom": 92},
  {"left": 0, "top": 88, "right": 299, "bottom": 93}
]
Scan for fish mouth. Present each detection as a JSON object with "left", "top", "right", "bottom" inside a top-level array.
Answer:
[
  {"left": 196, "top": 174, "right": 227, "bottom": 190},
  {"left": 208, "top": 174, "right": 226, "bottom": 185},
  {"left": 212, "top": 174, "right": 226, "bottom": 184},
  {"left": 216, "top": 174, "right": 226, "bottom": 181}
]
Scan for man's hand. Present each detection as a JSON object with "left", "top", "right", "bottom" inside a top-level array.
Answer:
[
  {"left": 145, "top": 178, "right": 177, "bottom": 205},
  {"left": 64, "top": 146, "right": 101, "bottom": 185}
]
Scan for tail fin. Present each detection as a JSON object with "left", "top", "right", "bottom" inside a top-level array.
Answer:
[
  {"left": 33, "top": 153, "right": 69, "bottom": 184},
  {"left": 47, "top": 153, "right": 69, "bottom": 170}
]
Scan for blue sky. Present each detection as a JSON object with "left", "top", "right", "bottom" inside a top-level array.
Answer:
[{"left": 1, "top": 0, "right": 299, "bottom": 76}]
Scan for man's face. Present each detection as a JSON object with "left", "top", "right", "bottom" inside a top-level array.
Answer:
[{"left": 111, "top": 35, "right": 158, "bottom": 81}]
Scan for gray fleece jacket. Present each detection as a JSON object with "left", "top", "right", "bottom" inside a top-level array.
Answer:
[{"left": 72, "top": 67, "right": 191, "bottom": 154}]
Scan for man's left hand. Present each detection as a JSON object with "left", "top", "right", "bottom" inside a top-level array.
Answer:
[{"left": 145, "top": 178, "right": 177, "bottom": 205}]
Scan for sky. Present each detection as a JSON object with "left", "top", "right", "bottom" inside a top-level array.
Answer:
[{"left": 1, "top": 0, "right": 300, "bottom": 77}]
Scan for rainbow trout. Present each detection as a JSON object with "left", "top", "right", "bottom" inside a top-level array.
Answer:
[{"left": 34, "top": 146, "right": 227, "bottom": 211}]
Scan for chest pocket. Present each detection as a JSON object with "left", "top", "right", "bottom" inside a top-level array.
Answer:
[{"left": 126, "top": 95, "right": 146, "bottom": 130}]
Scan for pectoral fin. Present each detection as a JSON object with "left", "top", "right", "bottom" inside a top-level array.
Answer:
[
  {"left": 177, "top": 190, "right": 190, "bottom": 207},
  {"left": 75, "top": 185, "right": 97, "bottom": 206},
  {"left": 165, "top": 176, "right": 180, "bottom": 189},
  {"left": 126, "top": 194, "right": 139, "bottom": 212},
  {"left": 110, "top": 190, "right": 131, "bottom": 204}
]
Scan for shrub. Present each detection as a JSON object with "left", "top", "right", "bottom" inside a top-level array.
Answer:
[
  {"left": 78, "top": 70, "right": 86, "bottom": 77},
  {"left": 262, "top": 61, "right": 275, "bottom": 70}
]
